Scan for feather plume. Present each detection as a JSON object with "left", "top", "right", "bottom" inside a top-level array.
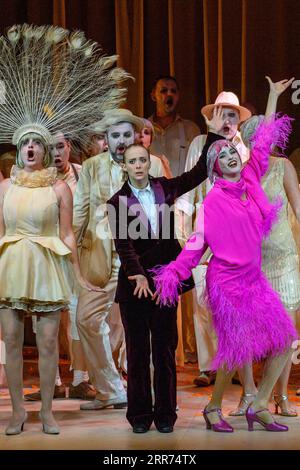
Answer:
[
  {"left": 7, "top": 25, "right": 21, "bottom": 43},
  {"left": 100, "top": 55, "right": 119, "bottom": 70},
  {"left": 250, "top": 113, "right": 293, "bottom": 156},
  {"left": 83, "top": 41, "right": 97, "bottom": 57},
  {"left": 149, "top": 263, "right": 183, "bottom": 307},
  {"left": 0, "top": 24, "right": 132, "bottom": 145},
  {"left": 45, "top": 26, "right": 68, "bottom": 44},
  {"left": 69, "top": 30, "right": 85, "bottom": 49}
]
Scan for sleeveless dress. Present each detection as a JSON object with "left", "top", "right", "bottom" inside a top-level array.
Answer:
[
  {"left": 0, "top": 166, "right": 73, "bottom": 313},
  {"left": 261, "top": 157, "right": 300, "bottom": 312}
]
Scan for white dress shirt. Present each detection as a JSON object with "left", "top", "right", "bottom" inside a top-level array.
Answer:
[
  {"left": 128, "top": 181, "right": 157, "bottom": 235},
  {"left": 149, "top": 114, "right": 200, "bottom": 176}
]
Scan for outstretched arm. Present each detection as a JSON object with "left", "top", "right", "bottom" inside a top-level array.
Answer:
[
  {"left": 265, "top": 76, "right": 294, "bottom": 117},
  {"left": 152, "top": 209, "right": 208, "bottom": 306},
  {"left": 175, "top": 135, "right": 209, "bottom": 246},
  {"left": 243, "top": 114, "right": 293, "bottom": 182},
  {"left": 165, "top": 107, "right": 225, "bottom": 198}
]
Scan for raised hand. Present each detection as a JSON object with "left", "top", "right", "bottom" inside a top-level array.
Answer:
[
  {"left": 204, "top": 106, "right": 225, "bottom": 134},
  {"left": 128, "top": 274, "right": 154, "bottom": 299},
  {"left": 265, "top": 76, "right": 294, "bottom": 97}
]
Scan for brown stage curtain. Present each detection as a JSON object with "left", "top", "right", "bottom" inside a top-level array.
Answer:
[
  {"left": 115, "top": 0, "right": 144, "bottom": 117},
  {"left": 0, "top": 0, "right": 300, "bottom": 152},
  {"left": 53, "top": 0, "right": 66, "bottom": 26},
  {"left": 241, "top": 0, "right": 247, "bottom": 103},
  {"left": 168, "top": 0, "right": 175, "bottom": 76}
]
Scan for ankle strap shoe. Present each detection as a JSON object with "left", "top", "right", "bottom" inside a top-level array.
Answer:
[
  {"left": 246, "top": 406, "right": 288, "bottom": 432},
  {"left": 203, "top": 406, "right": 234, "bottom": 433}
]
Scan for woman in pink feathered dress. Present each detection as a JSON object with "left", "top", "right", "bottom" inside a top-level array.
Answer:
[{"left": 152, "top": 115, "right": 297, "bottom": 433}]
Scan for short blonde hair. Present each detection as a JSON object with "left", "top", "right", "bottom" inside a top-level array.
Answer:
[
  {"left": 141, "top": 118, "right": 155, "bottom": 142},
  {"left": 16, "top": 132, "right": 52, "bottom": 168}
]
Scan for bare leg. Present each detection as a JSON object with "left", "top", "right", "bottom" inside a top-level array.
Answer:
[
  {"left": 0, "top": 309, "right": 26, "bottom": 429},
  {"left": 274, "top": 352, "right": 297, "bottom": 415},
  {"left": 238, "top": 363, "right": 257, "bottom": 394},
  {"left": 36, "top": 311, "right": 61, "bottom": 429},
  {"left": 229, "top": 362, "right": 257, "bottom": 416},
  {"left": 205, "top": 368, "right": 235, "bottom": 424},
  {"left": 258, "top": 306, "right": 297, "bottom": 418},
  {"left": 251, "top": 348, "right": 293, "bottom": 423}
]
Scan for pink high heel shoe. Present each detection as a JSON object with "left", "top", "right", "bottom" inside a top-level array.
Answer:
[
  {"left": 203, "top": 406, "right": 234, "bottom": 433},
  {"left": 246, "top": 407, "right": 288, "bottom": 432}
]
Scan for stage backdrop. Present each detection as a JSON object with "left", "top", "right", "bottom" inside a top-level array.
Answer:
[{"left": 0, "top": 0, "right": 300, "bottom": 157}]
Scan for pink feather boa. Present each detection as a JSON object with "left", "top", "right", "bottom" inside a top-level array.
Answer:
[
  {"left": 244, "top": 113, "right": 293, "bottom": 237},
  {"left": 250, "top": 113, "right": 293, "bottom": 164},
  {"left": 150, "top": 263, "right": 183, "bottom": 307}
]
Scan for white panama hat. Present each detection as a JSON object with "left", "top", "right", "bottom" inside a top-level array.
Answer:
[{"left": 201, "top": 91, "right": 252, "bottom": 123}]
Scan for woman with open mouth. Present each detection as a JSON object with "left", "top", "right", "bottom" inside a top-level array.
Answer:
[
  {"left": 0, "top": 133, "right": 100, "bottom": 436},
  {"left": 152, "top": 114, "right": 298, "bottom": 433},
  {"left": 0, "top": 23, "right": 128, "bottom": 437}
]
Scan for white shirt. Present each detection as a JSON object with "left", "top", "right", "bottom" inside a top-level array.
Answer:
[
  {"left": 128, "top": 181, "right": 157, "bottom": 235},
  {"left": 149, "top": 114, "right": 200, "bottom": 176}
]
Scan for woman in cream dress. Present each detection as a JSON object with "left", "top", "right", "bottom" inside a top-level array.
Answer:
[{"left": 0, "top": 135, "right": 98, "bottom": 435}]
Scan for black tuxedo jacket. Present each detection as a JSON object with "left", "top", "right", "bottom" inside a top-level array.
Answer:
[{"left": 107, "top": 132, "right": 222, "bottom": 303}]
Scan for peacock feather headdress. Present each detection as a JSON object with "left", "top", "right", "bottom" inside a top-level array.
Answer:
[{"left": 0, "top": 24, "right": 132, "bottom": 146}]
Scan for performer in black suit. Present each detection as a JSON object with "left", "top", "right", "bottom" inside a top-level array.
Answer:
[{"left": 107, "top": 110, "right": 223, "bottom": 433}]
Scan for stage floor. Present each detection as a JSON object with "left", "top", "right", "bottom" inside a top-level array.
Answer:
[{"left": 1, "top": 364, "right": 300, "bottom": 451}]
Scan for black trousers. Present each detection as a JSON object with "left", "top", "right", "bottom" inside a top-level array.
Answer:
[{"left": 119, "top": 299, "right": 178, "bottom": 428}]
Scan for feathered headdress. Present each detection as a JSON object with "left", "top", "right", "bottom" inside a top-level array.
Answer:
[{"left": 0, "top": 24, "right": 132, "bottom": 146}]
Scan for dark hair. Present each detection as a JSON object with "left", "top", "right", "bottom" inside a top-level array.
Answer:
[
  {"left": 152, "top": 75, "right": 179, "bottom": 91},
  {"left": 124, "top": 144, "right": 150, "bottom": 161}
]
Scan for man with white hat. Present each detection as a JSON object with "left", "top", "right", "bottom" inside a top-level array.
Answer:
[
  {"left": 73, "top": 109, "right": 166, "bottom": 410},
  {"left": 175, "top": 92, "right": 251, "bottom": 387}
]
